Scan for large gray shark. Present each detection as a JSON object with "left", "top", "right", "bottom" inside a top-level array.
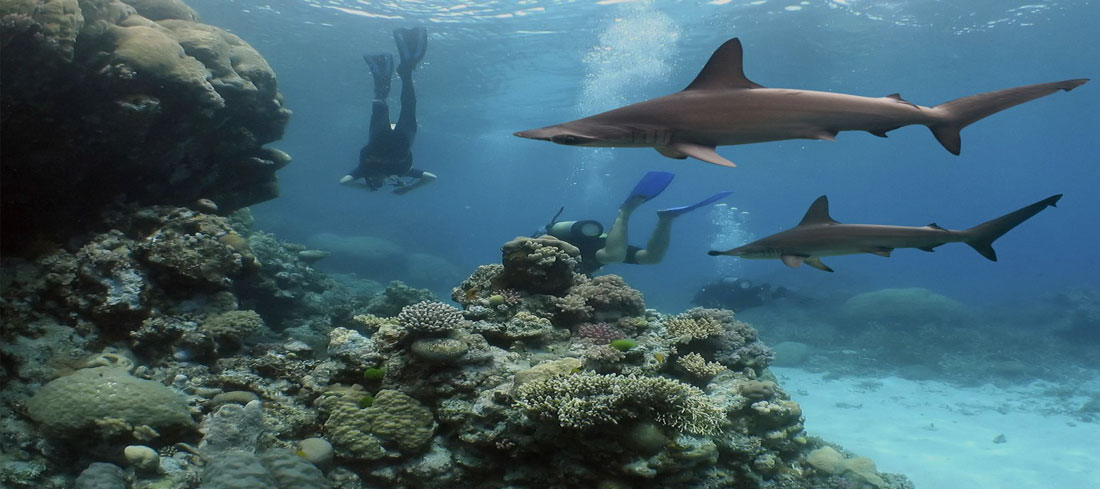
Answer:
[
  {"left": 708, "top": 194, "right": 1062, "bottom": 272},
  {"left": 514, "top": 38, "right": 1088, "bottom": 167}
]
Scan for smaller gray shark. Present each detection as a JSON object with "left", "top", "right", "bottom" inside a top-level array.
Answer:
[
  {"left": 514, "top": 38, "right": 1088, "bottom": 167},
  {"left": 708, "top": 194, "right": 1062, "bottom": 272}
]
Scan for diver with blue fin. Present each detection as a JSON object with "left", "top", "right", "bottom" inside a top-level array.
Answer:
[
  {"left": 539, "top": 171, "right": 732, "bottom": 274},
  {"left": 340, "top": 27, "right": 436, "bottom": 194}
]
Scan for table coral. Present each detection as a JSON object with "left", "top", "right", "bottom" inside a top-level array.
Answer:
[{"left": 514, "top": 372, "right": 724, "bottom": 435}]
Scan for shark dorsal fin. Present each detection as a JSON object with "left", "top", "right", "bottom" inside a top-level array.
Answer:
[
  {"left": 684, "top": 38, "right": 764, "bottom": 91},
  {"left": 797, "top": 196, "right": 839, "bottom": 226}
]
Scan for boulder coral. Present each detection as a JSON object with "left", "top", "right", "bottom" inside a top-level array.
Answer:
[
  {"left": 840, "top": 287, "right": 971, "bottom": 326},
  {"left": 499, "top": 236, "right": 581, "bottom": 295},
  {"left": 0, "top": 0, "right": 291, "bottom": 252},
  {"left": 26, "top": 366, "right": 195, "bottom": 441}
]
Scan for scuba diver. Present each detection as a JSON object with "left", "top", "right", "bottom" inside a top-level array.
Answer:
[
  {"left": 539, "top": 171, "right": 732, "bottom": 274},
  {"left": 340, "top": 27, "right": 436, "bottom": 194}
]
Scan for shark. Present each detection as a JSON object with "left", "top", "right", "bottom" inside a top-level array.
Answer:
[
  {"left": 514, "top": 38, "right": 1088, "bottom": 167},
  {"left": 707, "top": 194, "right": 1062, "bottom": 272}
]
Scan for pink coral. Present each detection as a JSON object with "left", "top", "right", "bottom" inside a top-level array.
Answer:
[{"left": 576, "top": 323, "right": 624, "bottom": 344}]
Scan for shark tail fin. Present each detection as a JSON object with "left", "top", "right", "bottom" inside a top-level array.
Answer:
[
  {"left": 961, "top": 194, "right": 1062, "bottom": 261},
  {"left": 928, "top": 79, "right": 1088, "bottom": 155}
]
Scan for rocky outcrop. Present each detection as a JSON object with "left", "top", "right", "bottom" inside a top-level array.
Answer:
[{"left": 0, "top": 0, "right": 291, "bottom": 253}]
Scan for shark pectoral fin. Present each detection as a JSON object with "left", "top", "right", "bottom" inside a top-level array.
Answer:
[
  {"left": 655, "top": 146, "right": 688, "bottom": 159},
  {"left": 670, "top": 142, "right": 736, "bottom": 167},
  {"left": 780, "top": 255, "right": 805, "bottom": 268},
  {"left": 805, "top": 257, "right": 834, "bottom": 272},
  {"left": 862, "top": 248, "right": 893, "bottom": 257}
]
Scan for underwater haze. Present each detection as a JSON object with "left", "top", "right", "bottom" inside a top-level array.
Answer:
[
  {"left": 4, "top": 0, "right": 1098, "bottom": 488},
  {"left": 183, "top": 1, "right": 1100, "bottom": 486},
  {"left": 191, "top": 0, "right": 1097, "bottom": 310}
]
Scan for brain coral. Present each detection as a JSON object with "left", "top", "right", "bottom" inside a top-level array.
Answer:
[
  {"left": 321, "top": 389, "right": 435, "bottom": 459},
  {"left": 26, "top": 366, "right": 194, "bottom": 439}
]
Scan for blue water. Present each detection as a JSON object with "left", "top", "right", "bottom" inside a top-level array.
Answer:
[{"left": 186, "top": 0, "right": 1098, "bottom": 311}]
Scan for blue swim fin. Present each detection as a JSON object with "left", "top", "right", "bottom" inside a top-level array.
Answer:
[
  {"left": 624, "top": 171, "right": 675, "bottom": 206},
  {"left": 393, "top": 27, "right": 427, "bottom": 74},
  {"left": 658, "top": 191, "right": 733, "bottom": 217},
  {"left": 363, "top": 53, "right": 394, "bottom": 99}
]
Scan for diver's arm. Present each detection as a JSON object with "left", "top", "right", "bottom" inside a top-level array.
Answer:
[{"left": 339, "top": 175, "right": 372, "bottom": 190}]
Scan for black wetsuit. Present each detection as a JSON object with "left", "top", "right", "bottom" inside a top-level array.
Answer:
[{"left": 348, "top": 71, "right": 424, "bottom": 189}]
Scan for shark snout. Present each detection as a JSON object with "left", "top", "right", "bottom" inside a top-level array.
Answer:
[
  {"left": 514, "top": 125, "right": 599, "bottom": 146},
  {"left": 514, "top": 128, "right": 554, "bottom": 141}
]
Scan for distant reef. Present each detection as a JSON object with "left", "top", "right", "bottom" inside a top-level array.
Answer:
[{"left": 0, "top": 0, "right": 291, "bottom": 253}]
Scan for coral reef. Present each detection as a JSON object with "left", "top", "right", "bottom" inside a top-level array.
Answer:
[
  {"left": 1, "top": 0, "right": 291, "bottom": 252},
  {"left": 0, "top": 223, "right": 914, "bottom": 489}
]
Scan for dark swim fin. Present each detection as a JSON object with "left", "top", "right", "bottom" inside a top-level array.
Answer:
[
  {"left": 658, "top": 191, "right": 733, "bottom": 217},
  {"left": 363, "top": 53, "right": 394, "bottom": 99},
  {"left": 624, "top": 171, "right": 675, "bottom": 207},
  {"left": 394, "top": 27, "right": 428, "bottom": 73}
]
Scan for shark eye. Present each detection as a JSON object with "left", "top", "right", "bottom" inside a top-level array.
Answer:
[{"left": 552, "top": 134, "right": 581, "bottom": 145}]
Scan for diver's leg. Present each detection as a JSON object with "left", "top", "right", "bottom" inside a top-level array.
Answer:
[
  {"left": 633, "top": 191, "right": 733, "bottom": 264},
  {"left": 632, "top": 214, "right": 675, "bottom": 264},
  {"left": 363, "top": 54, "right": 394, "bottom": 100},
  {"left": 368, "top": 100, "right": 392, "bottom": 139},
  {"left": 393, "top": 70, "right": 417, "bottom": 141},
  {"left": 595, "top": 202, "right": 640, "bottom": 264}
]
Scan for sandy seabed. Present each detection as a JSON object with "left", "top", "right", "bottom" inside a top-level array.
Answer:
[{"left": 772, "top": 367, "right": 1100, "bottom": 489}]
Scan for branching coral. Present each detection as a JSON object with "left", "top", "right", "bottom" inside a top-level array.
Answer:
[
  {"left": 664, "top": 316, "right": 724, "bottom": 344},
  {"left": 676, "top": 352, "right": 727, "bottom": 379},
  {"left": 396, "top": 301, "right": 466, "bottom": 337},
  {"left": 556, "top": 275, "right": 646, "bottom": 324},
  {"left": 513, "top": 372, "right": 724, "bottom": 435}
]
